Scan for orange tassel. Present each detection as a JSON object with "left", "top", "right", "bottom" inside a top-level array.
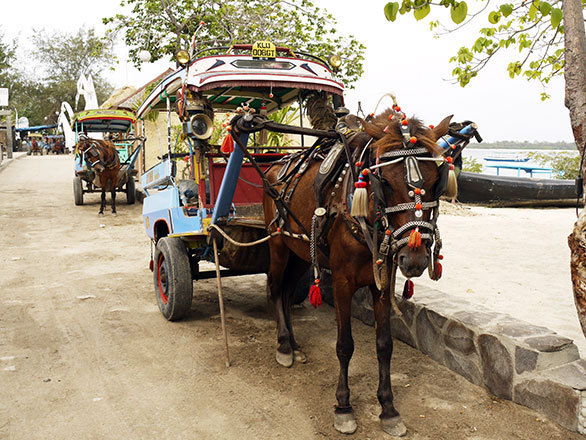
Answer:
[{"left": 408, "top": 227, "right": 422, "bottom": 249}]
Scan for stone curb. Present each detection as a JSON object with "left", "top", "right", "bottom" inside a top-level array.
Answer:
[
  {"left": 321, "top": 274, "right": 585, "bottom": 435},
  {"left": 0, "top": 152, "right": 28, "bottom": 173}
]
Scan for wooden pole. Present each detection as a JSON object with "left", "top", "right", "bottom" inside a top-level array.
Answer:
[{"left": 212, "top": 237, "right": 231, "bottom": 367}]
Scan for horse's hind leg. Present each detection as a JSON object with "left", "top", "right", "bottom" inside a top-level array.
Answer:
[
  {"left": 369, "top": 285, "right": 406, "bottom": 437},
  {"left": 267, "top": 239, "right": 295, "bottom": 367},
  {"left": 332, "top": 275, "right": 358, "bottom": 434},
  {"left": 111, "top": 189, "right": 117, "bottom": 215},
  {"left": 99, "top": 190, "right": 106, "bottom": 215}
]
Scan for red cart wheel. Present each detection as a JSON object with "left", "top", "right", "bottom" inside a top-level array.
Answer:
[{"left": 154, "top": 237, "right": 193, "bottom": 321}]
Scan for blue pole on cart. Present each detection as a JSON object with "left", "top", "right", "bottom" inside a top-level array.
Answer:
[
  {"left": 436, "top": 123, "right": 476, "bottom": 150},
  {"left": 211, "top": 131, "right": 250, "bottom": 224}
]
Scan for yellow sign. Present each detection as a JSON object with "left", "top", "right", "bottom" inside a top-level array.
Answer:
[
  {"left": 202, "top": 217, "right": 212, "bottom": 233},
  {"left": 252, "top": 41, "right": 276, "bottom": 59}
]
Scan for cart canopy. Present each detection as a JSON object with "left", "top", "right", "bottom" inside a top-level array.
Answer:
[
  {"left": 72, "top": 109, "right": 137, "bottom": 133},
  {"left": 136, "top": 43, "right": 344, "bottom": 119}
]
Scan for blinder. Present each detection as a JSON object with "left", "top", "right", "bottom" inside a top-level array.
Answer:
[{"left": 433, "top": 163, "right": 450, "bottom": 199}]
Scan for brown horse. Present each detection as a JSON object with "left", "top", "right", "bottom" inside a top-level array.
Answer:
[
  {"left": 262, "top": 109, "right": 453, "bottom": 436},
  {"left": 76, "top": 135, "right": 121, "bottom": 215}
]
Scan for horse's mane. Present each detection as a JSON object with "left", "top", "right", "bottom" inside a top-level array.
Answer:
[
  {"left": 305, "top": 92, "right": 337, "bottom": 130},
  {"left": 362, "top": 108, "right": 441, "bottom": 156}
]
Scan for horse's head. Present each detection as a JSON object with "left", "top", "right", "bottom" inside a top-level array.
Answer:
[
  {"left": 360, "top": 109, "right": 453, "bottom": 279},
  {"left": 76, "top": 135, "right": 106, "bottom": 172}
]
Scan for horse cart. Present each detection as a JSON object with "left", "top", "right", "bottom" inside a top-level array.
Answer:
[
  {"left": 73, "top": 109, "right": 144, "bottom": 206},
  {"left": 137, "top": 40, "right": 481, "bottom": 435},
  {"left": 137, "top": 41, "right": 352, "bottom": 353}
]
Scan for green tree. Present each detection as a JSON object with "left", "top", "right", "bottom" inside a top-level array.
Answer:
[
  {"left": 383, "top": 0, "right": 585, "bottom": 172},
  {"left": 103, "top": 0, "right": 365, "bottom": 87},
  {"left": 0, "top": 33, "right": 46, "bottom": 126},
  {"left": 29, "top": 27, "right": 115, "bottom": 122},
  {"left": 462, "top": 156, "right": 483, "bottom": 173},
  {"left": 0, "top": 32, "right": 16, "bottom": 86},
  {"left": 384, "top": 0, "right": 586, "bottom": 336},
  {"left": 528, "top": 151, "right": 580, "bottom": 179}
]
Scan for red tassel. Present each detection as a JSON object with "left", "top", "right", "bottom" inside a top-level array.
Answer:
[
  {"left": 309, "top": 279, "right": 322, "bottom": 308},
  {"left": 220, "top": 134, "right": 234, "bottom": 154},
  {"left": 434, "top": 262, "right": 443, "bottom": 280},
  {"left": 402, "top": 279, "right": 414, "bottom": 299}
]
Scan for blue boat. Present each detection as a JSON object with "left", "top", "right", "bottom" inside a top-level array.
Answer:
[{"left": 484, "top": 152, "right": 529, "bottom": 162}]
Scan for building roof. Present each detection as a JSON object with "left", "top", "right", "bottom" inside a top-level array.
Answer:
[{"left": 108, "top": 68, "right": 175, "bottom": 112}]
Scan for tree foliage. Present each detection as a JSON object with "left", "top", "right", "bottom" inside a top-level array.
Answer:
[
  {"left": 0, "top": 28, "right": 115, "bottom": 126},
  {"left": 32, "top": 28, "right": 115, "bottom": 113},
  {"left": 384, "top": 0, "right": 584, "bottom": 95},
  {"left": 461, "top": 156, "right": 483, "bottom": 172},
  {"left": 103, "top": 0, "right": 365, "bottom": 87},
  {"left": 0, "top": 33, "right": 16, "bottom": 86},
  {"left": 528, "top": 150, "right": 580, "bottom": 178}
]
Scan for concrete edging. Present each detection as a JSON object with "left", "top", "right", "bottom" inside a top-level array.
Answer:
[
  {"left": 0, "top": 152, "right": 28, "bottom": 173},
  {"left": 321, "top": 275, "right": 585, "bottom": 435}
]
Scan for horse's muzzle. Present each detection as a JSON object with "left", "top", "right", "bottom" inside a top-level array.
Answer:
[{"left": 397, "top": 246, "right": 429, "bottom": 278}]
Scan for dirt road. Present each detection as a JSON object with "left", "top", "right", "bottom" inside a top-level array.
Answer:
[{"left": 0, "top": 156, "right": 580, "bottom": 439}]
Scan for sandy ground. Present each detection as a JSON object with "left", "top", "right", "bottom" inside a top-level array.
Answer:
[
  {"left": 0, "top": 155, "right": 582, "bottom": 440},
  {"left": 415, "top": 202, "right": 586, "bottom": 357}
]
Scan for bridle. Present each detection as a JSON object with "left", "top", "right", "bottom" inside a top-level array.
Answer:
[
  {"left": 349, "top": 126, "right": 445, "bottom": 299},
  {"left": 348, "top": 110, "right": 478, "bottom": 303},
  {"left": 77, "top": 136, "right": 119, "bottom": 172}
]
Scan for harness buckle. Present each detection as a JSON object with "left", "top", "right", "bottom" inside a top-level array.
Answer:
[{"left": 379, "top": 234, "right": 391, "bottom": 257}]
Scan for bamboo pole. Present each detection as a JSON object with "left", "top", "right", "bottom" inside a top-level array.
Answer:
[{"left": 212, "top": 237, "right": 231, "bottom": 367}]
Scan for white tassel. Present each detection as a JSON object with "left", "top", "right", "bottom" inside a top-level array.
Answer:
[
  {"left": 351, "top": 174, "right": 369, "bottom": 217},
  {"left": 445, "top": 168, "right": 458, "bottom": 199}
]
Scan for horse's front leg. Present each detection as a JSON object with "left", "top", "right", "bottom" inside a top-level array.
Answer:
[
  {"left": 369, "top": 285, "right": 407, "bottom": 437},
  {"left": 99, "top": 190, "right": 106, "bottom": 215},
  {"left": 111, "top": 189, "right": 117, "bottom": 216},
  {"left": 282, "top": 254, "right": 310, "bottom": 363},
  {"left": 332, "top": 276, "right": 357, "bottom": 434},
  {"left": 267, "top": 240, "right": 294, "bottom": 367}
]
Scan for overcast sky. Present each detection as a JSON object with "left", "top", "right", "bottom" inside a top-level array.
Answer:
[{"left": 2, "top": 0, "right": 575, "bottom": 142}]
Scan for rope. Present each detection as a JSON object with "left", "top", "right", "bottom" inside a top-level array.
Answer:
[{"left": 207, "top": 223, "right": 310, "bottom": 248}]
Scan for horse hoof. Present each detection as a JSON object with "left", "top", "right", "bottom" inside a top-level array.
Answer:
[
  {"left": 380, "top": 416, "right": 407, "bottom": 437},
  {"left": 276, "top": 350, "right": 293, "bottom": 368},
  {"left": 334, "top": 412, "right": 357, "bottom": 435},
  {"left": 112, "top": 212, "right": 117, "bottom": 217},
  {"left": 98, "top": 212, "right": 104, "bottom": 216},
  {"left": 293, "top": 350, "right": 307, "bottom": 363}
]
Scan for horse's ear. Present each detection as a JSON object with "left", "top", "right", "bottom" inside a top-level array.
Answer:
[
  {"left": 430, "top": 115, "right": 453, "bottom": 141},
  {"left": 361, "top": 119, "right": 385, "bottom": 140}
]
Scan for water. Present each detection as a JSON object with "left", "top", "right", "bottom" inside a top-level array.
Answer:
[{"left": 462, "top": 149, "right": 578, "bottom": 179}]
